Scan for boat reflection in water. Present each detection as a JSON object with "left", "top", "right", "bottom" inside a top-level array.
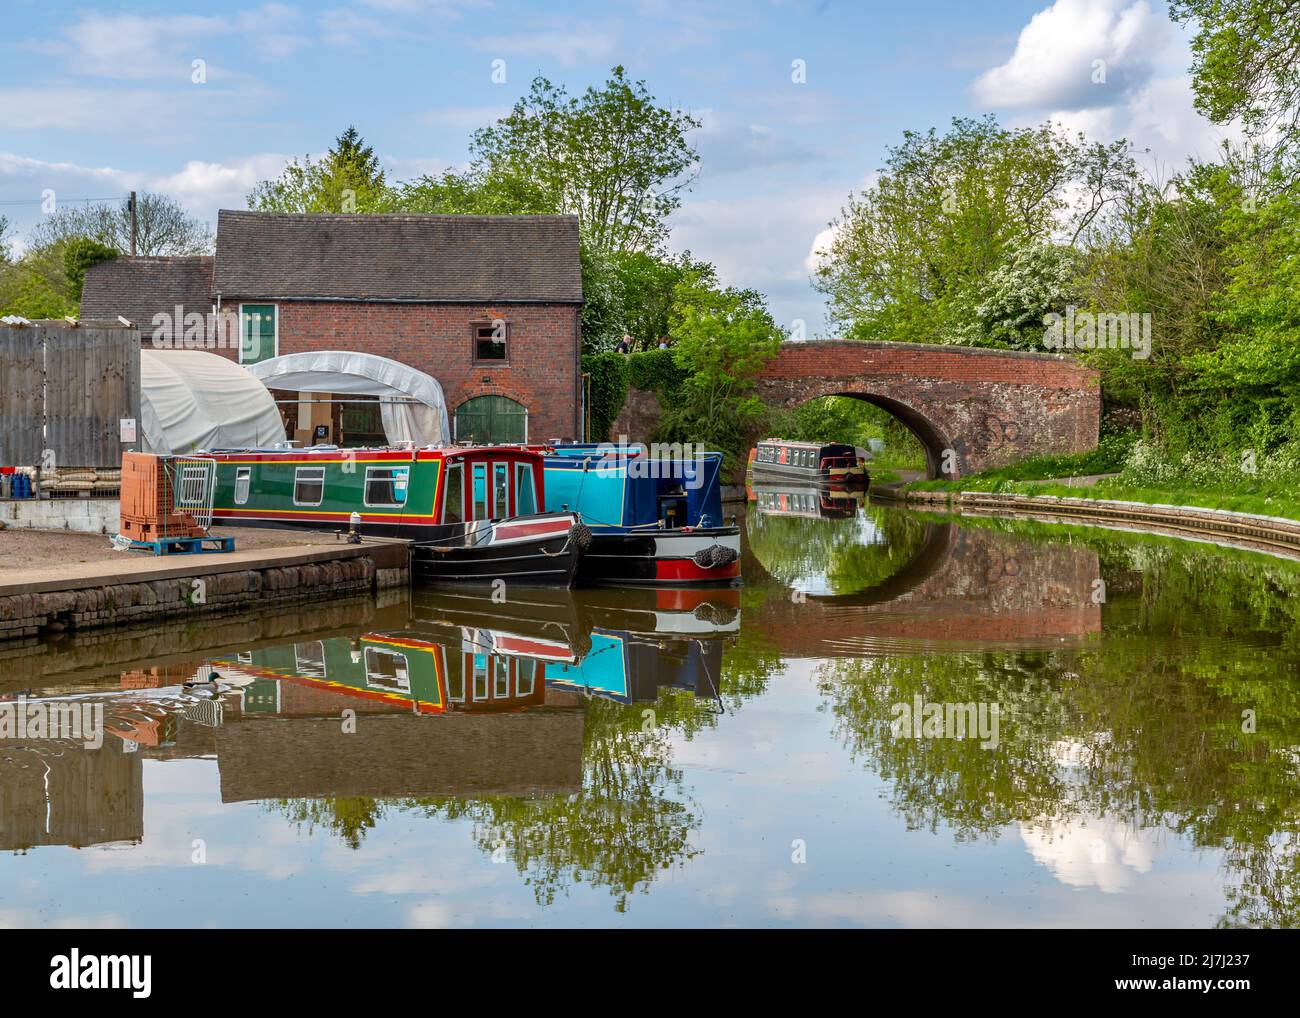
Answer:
[
  {"left": 0, "top": 585, "right": 738, "bottom": 846},
  {"left": 748, "top": 481, "right": 866, "bottom": 520}
]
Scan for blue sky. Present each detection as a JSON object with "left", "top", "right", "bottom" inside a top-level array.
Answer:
[{"left": 0, "top": 0, "right": 1236, "bottom": 334}]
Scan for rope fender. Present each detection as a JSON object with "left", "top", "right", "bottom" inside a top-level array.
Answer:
[{"left": 693, "top": 544, "right": 738, "bottom": 569}]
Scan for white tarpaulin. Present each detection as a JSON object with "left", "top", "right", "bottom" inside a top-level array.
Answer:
[
  {"left": 140, "top": 349, "right": 287, "bottom": 455},
  {"left": 247, "top": 351, "right": 449, "bottom": 446}
]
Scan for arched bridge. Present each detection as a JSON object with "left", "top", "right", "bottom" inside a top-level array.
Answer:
[{"left": 757, "top": 341, "right": 1099, "bottom": 477}]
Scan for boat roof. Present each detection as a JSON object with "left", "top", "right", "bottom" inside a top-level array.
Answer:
[
  {"left": 204, "top": 443, "right": 544, "bottom": 460},
  {"left": 756, "top": 438, "right": 853, "bottom": 450}
]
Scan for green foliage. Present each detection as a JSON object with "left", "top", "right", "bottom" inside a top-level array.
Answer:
[
  {"left": 467, "top": 66, "right": 700, "bottom": 253},
  {"left": 582, "top": 351, "right": 629, "bottom": 442},
  {"left": 248, "top": 126, "right": 389, "bottom": 213},
  {"left": 655, "top": 281, "right": 782, "bottom": 469},
  {"left": 625, "top": 347, "right": 688, "bottom": 399},
  {"left": 1170, "top": 0, "right": 1300, "bottom": 149},
  {"left": 965, "top": 240, "right": 1081, "bottom": 349},
  {"left": 62, "top": 238, "right": 118, "bottom": 303},
  {"left": 815, "top": 115, "right": 1138, "bottom": 344}
]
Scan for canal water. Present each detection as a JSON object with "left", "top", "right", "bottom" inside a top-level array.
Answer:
[{"left": 2, "top": 503, "right": 1297, "bottom": 927}]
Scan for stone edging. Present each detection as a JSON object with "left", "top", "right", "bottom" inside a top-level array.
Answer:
[{"left": 896, "top": 489, "right": 1300, "bottom": 552}]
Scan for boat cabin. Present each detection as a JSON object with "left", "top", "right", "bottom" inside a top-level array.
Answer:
[{"left": 208, "top": 445, "right": 545, "bottom": 538}]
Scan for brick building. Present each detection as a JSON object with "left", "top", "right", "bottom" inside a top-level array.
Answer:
[{"left": 82, "top": 211, "right": 584, "bottom": 444}]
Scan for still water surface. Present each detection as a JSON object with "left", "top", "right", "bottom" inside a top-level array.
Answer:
[{"left": 2, "top": 503, "right": 1298, "bottom": 927}]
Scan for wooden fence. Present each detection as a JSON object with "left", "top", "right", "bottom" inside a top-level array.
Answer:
[{"left": 0, "top": 322, "right": 141, "bottom": 470}]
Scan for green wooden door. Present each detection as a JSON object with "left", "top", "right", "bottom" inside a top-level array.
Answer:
[{"left": 241, "top": 304, "right": 277, "bottom": 364}]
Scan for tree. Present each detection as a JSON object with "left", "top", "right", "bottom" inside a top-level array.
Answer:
[
  {"left": 657, "top": 278, "right": 783, "bottom": 468},
  {"left": 1170, "top": 0, "right": 1300, "bottom": 150},
  {"left": 63, "top": 238, "right": 118, "bottom": 303},
  {"left": 467, "top": 67, "right": 700, "bottom": 252},
  {"left": 248, "top": 126, "right": 389, "bottom": 213},
  {"left": 966, "top": 240, "right": 1082, "bottom": 349},
  {"left": 814, "top": 116, "right": 1137, "bottom": 344},
  {"left": 27, "top": 192, "right": 211, "bottom": 255}
]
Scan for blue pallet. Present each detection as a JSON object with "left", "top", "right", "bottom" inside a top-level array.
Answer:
[{"left": 128, "top": 535, "right": 236, "bottom": 556}]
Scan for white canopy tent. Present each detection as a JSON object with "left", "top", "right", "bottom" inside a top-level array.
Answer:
[
  {"left": 247, "top": 351, "right": 450, "bottom": 447},
  {"left": 140, "top": 349, "right": 287, "bottom": 455}
]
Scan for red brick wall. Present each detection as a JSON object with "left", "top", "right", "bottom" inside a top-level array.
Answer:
[{"left": 218, "top": 299, "right": 582, "bottom": 442}]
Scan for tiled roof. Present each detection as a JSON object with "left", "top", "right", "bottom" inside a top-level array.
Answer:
[
  {"left": 80, "top": 256, "right": 214, "bottom": 325},
  {"left": 213, "top": 211, "right": 583, "bottom": 303}
]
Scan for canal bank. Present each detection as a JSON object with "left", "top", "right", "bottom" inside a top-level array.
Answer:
[
  {"left": 879, "top": 487, "right": 1300, "bottom": 559},
  {"left": 0, "top": 528, "right": 410, "bottom": 641}
]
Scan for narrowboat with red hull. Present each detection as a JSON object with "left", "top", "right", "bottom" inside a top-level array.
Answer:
[
  {"left": 205, "top": 444, "right": 587, "bottom": 586},
  {"left": 751, "top": 439, "right": 870, "bottom": 486},
  {"left": 541, "top": 444, "right": 742, "bottom": 586}
]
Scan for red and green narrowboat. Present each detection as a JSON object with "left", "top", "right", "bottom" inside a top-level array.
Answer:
[
  {"left": 206, "top": 445, "right": 587, "bottom": 586},
  {"left": 750, "top": 440, "right": 869, "bottom": 486}
]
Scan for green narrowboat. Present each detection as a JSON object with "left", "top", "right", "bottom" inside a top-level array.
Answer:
[{"left": 206, "top": 445, "right": 586, "bottom": 585}]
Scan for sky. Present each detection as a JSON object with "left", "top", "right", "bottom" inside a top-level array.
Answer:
[{"left": 0, "top": 0, "right": 1239, "bottom": 335}]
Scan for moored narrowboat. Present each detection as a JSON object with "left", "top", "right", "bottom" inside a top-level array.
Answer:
[
  {"left": 541, "top": 443, "right": 741, "bottom": 586},
  {"left": 750, "top": 439, "right": 870, "bottom": 486},
  {"left": 206, "top": 444, "right": 587, "bottom": 586}
]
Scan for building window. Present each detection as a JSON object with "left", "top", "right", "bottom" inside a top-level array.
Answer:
[
  {"left": 473, "top": 320, "right": 509, "bottom": 362},
  {"left": 234, "top": 467, "right": 251, "bottom": 505},
  {"left": 364, "top": 466, "right": 409, "bottom": 507},
  {"left": 455, "top": 395, "right": 527, "bottom": 445},
  {"left": 293, "top": 466, "right": 325, "bottom": 506},
  {"left": 239, "top": 304, "right": 277, "bottom": 365}
]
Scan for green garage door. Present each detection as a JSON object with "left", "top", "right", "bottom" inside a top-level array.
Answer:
[{"left": 455, "top": 395, "right": 527, "bottom": 444}]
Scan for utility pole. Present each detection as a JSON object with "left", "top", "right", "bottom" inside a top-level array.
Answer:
[{"left": 128, "top": 191, "right": 138, "bottom": 256}]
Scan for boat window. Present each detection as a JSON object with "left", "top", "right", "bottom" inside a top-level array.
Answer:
[
  {"left": 473, "top": 655, "right": 489, "bottom": 699},
  {"left": 515, "top": 463, "right": 537, "bottom": 514},
  {"left": 364, "top": 466, "right": 409, "bottom": 507},
  {"left": 443, "top": 461, "right": 464, "bottom": 523},
  {"left": 472, "top": 463, "right": 488, "bottom": 520},
  {"left": 517, "top": 659, "right": 536, "bottom": 696},
  {"left": 446, "top": 651, "right": 464, "bottom": 702},
  {"left": 493, "top": 462, "right": 509, "bottom": 518},
  {"left": 234, "top": 467, "right": 251, "bottom": 505},
  {"left": 494, "top": 657, "right": 510, "bottom": 698},
  {"left": 293, "top": 466, "right": 325, "bottom": 506},
  {"left": 364, "top": 647, "right": 411, "bottom": 694}
]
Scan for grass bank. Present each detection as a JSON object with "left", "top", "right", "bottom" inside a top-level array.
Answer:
[{"left": 903, "top": 437, "right": 1300, "bottom": 523}]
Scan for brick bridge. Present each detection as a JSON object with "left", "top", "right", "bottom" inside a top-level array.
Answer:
[
  {"left": 746, "top": 521, "right": 1101, "bottom": 653},
  {"left": 757, "top": 341, "right": 1099, "bottom": 477}
]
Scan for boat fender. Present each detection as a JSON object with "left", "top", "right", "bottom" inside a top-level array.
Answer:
[
  {"left": 693, "top": 544, "right": 738, "bottom": 568},
  {"left": 571, "top": 520, "right": 593, "bottom": 552}
]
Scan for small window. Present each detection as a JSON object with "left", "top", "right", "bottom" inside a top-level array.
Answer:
[
  {"left": 443, "top": 462, "right": 463, "bottom": 523},
  {"left": 293, "top": 466, "right": 325, "bottom": 506},
  {"left": 473, "top": 656, "right": 489, "bottom": 699},
  {"left": 473, "top": 321, "right": 508, "bottom": 361},
  {"left": 472, "top": 463, "right": 488, "bottom": 520},
  {"left": 234, "top": 467, "right": 251, "bottom": 505},
  {"left": 446, "top": 652, "right": 465, "bottom": 702},
  {"left": 493, "top": 462, "right": 508, "bottom": 518},
  {"left": 515, "top": 463, "right": 536, "bottom": 514},
  {"left": 494, "top": 657, "right": 510, "bottom": 698},
  {"left": 364, "top": 466, "right": 408, "bottom": 507},
  {"left": 517, "top": 659, "right": 536, "bottom": 697},
  {"left": 364, "top": 647, "right": 410, "bottom": 694}
]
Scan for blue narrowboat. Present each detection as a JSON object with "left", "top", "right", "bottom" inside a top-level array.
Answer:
[{"left": 540, "top": 443, "right": 741, "bottom": 586}]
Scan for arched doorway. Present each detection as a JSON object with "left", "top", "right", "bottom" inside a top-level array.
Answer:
[{"left": 455, "top": 395, "right": 528, "bottom": 444}]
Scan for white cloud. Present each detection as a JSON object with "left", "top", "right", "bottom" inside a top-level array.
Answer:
[
  {"left": 474, "top": 20, "right": 620, "bottom": 66},
  {"left": 26, "top": 7, "right": 307, "bottom": 78},
  {"left": 972, "top": 0, "right": 1171, "bottom": 111}
]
